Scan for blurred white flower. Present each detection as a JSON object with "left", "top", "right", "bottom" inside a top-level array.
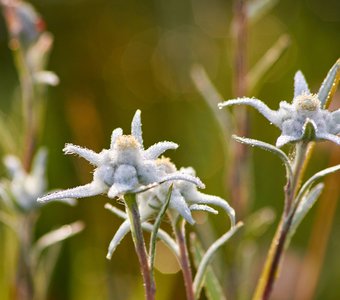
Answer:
[
  {"left": 34, "top": 70, "right": 59, "bottom": 86},
  {"left": 1, "top": 0, "right": 45, "bottom": 49},
  {"left": 219, "top": 71, "right": 340, "bottom": 147},
  {"left": 0, "top": 148, "right": 47, "bottom": 212},
  {"left": 38, "top": 110, "right": 204, "bottom": 203},
  {"left": 0, "top": 148, "right": 74, "bottom": 212}
]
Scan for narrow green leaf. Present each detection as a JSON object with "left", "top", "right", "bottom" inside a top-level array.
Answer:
[
  {"left": 232, "top": 135, "right": 293, "bottom": 182},
  {"left": 105, "top": 203, "right": 179, "bottom": 257},
  {"left": 301, "top": 120, "right": 317, "bottom": 142},
  {"left": 289, "top": 183, "right": 324, "bottom": 241},
  {"left": 190, "top": 64, "right": 232, "bottom": 142},
  {"left": 193, "top": 222, "right": 243, "bottom": 299},
  {"left": 149, "top": 185, "right": 173, "bottom": 274},
  {"left": 244, "top": 207, "right": 276, "bottom": 238},
  {"left": 318, "top": 58, "right": 340, "bottom": 108},
  {"left": 190, "top": 234, "right": 226, "bottom": 300},
  {"left": 34, "top": 243, "right": 62, "bottom": 300},
  {"left": 32, "top": 221, "right": 84, "bottom": 260},
  {"left": 294, "top": 164, "right": 340, "bottom": 207},
  {"left": 247, "top": 34, "right": 290, "bottom": 92},
  {"left": 0, "top": 112, "right": 17, "bottom": 154}
]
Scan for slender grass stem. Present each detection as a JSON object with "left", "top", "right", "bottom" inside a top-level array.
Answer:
[
  {"left": 124, "top": 194, "right": 155, "bottom": 300},
  {"left": 173, "top": 219, "right": 195, "bottom": 300},
  {"left": 12, "top": 47, "right": 37, "bottom": 172},
  {"left": 229, "top": 0, "right": 251, "bottom": 218}
]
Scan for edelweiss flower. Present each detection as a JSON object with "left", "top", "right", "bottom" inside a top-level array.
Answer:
[
  {"left": 138, "top": 158, "right": 235, "bottom": 225},
  {"left": 38, "top": 110, "right": 204, "bottom": 203},
  {"left": 218, "top": 71, "right": 340, "bottom": 147},
  {"left": 106, "top": 157, "right": 235, "bottom": 259}
]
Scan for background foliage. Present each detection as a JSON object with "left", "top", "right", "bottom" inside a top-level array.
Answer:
[{"left": 0, "top": 0, "right": 339, "bottom": 299}]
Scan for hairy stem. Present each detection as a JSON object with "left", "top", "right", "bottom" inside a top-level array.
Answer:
[
  {"left": 174, "top": 219, "right": 195, "bottom": 300},
  {"left": 125, "top": 194, "right": 155, "bottom": 300}
]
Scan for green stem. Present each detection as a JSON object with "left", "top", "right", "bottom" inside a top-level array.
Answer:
[
  {"left": 173, "top": 218, "right": 195, "bottom": 300},
  {"left": 15, "top": 213, "right": 37, "bottom": 300},
  {"left": 284, "top": 142, "right": 309, "bottom": 215},
  {"left": 12, "top": 45, "right": 37, "bottom": 171},
  {"left": 253, "top": 142, "right": 309, "bottom": 300},
  {"left": 125, "top": 194, "right": 155, "bottom": 300}
]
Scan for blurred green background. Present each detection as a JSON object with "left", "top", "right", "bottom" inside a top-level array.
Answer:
[{"left": 0, "top": 0, "right": 339, "bottom": 299}]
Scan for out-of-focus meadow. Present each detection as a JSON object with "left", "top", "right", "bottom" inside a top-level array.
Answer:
[{"left": 0, "top": 0, "right": 339, "bottom": 299}]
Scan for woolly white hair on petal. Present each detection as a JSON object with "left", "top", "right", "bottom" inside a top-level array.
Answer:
[
  {"left": 294, "top": 71, "right": 310, "bottom": 98},
  {"left": 106, "top": 219, "right": 131, "bottom": 259},
  {"left": 190, "top": 192, "right": 235, "bottom": 226},
  {"left": 144, "top": 141, "right": 178, "bottom": 160},
  {"left": 63, "top": 144, "right": 102, "bottom": 166},
  {"left": 218, "top": 98, "right": 281, "bottom": 127},
  {"left": 38, "top": 182, "right": 107, "bottom": 203},
  {"left": 190, "top": 204, "right": 218, "bottom": 215},
  {"left": 110, "top": 128, "right": 123, "bottom": 149},
  {"left": 131, "top": 110, "right": 143, "bottom": 147},
  {"left": 170, "top": 191, "right": 195, "bottom": 225},
  {"left": 276, "top": 135, "right": 299, "bottom": 148},
  {"left": 317, "top": 133, "right": 340, "bottom": 145}
]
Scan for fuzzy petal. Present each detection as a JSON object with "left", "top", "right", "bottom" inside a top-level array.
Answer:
[
  {"left": 276, "top": 134, "right": 299, "bottom": 148},
  {"left": 110, "top": 128, "right": 123, "bottom": 149},
  {"left": 161, "top": 172, "right": 205, "bottom": 189},
  {"left": 108, "top": 184, "right": 133, "bottom": 199},
  {"left": 131, "top": 110, "right": 143, "bottom": 148},
  {"left": 144, "top": 141, "right": 178, "bottom": 160},
  {"left": 294, "top": 71, "right": 310, "bottom": 98},
  {"left": 191, "top": 192, "right": 235, "bottom": 226},
  {"left": 63, "top": 144, "right": 101, "bottom": 166},
  {"left": 190, "top": 204, "right": 218, "bottom": 214},
  {"left": 218, "top": 98, "right": 281, "bottom": 126},
  {"left": 316, "top": 133, "right": 340, "bottom": 145},
  {"left": 106, "top": 219, "right": 131, "bottom": 259},
  {"left": 38, "top": 182, "right": 106, "bottom": 203},
  {"left": 171, "top": 192, "right": 195, "bottom": 224},
  {"left": 331, "top": 110, "right": 340, "bottom": 133}
]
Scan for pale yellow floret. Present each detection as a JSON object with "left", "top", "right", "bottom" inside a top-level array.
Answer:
[
  {"left": 295, "top": 93, "right": 321, "bottom": 111},
  {"left": 114, "top": 135, "right": 140, "bottom": 150},
  {"left": 155, "top": 156, "right": 177, "bottom": 173}
]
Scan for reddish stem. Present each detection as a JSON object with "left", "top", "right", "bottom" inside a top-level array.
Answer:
[{"left": 174, "top": 220, "right": 195, "bottom": 300}]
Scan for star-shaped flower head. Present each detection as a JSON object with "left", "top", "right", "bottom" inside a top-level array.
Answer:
[
  {"left": 218, "top": 71, "right": 340, "bottom": 147},
  {"left": 38, "top": 110, "right": 204, "bottom": 203},
  {"left": 106, "top": 157, "right": 235, "bottom": 259}
]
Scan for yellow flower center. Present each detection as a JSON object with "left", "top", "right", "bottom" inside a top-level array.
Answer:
[
  {"left": 156, "top": 156, "right": 177, "bottom": 173},
  {"left": 115, "top": 135, "right": 140, "bottom": 150},
  {"left": 295, "top": 93, "right": 320, "bottom": 111}
]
